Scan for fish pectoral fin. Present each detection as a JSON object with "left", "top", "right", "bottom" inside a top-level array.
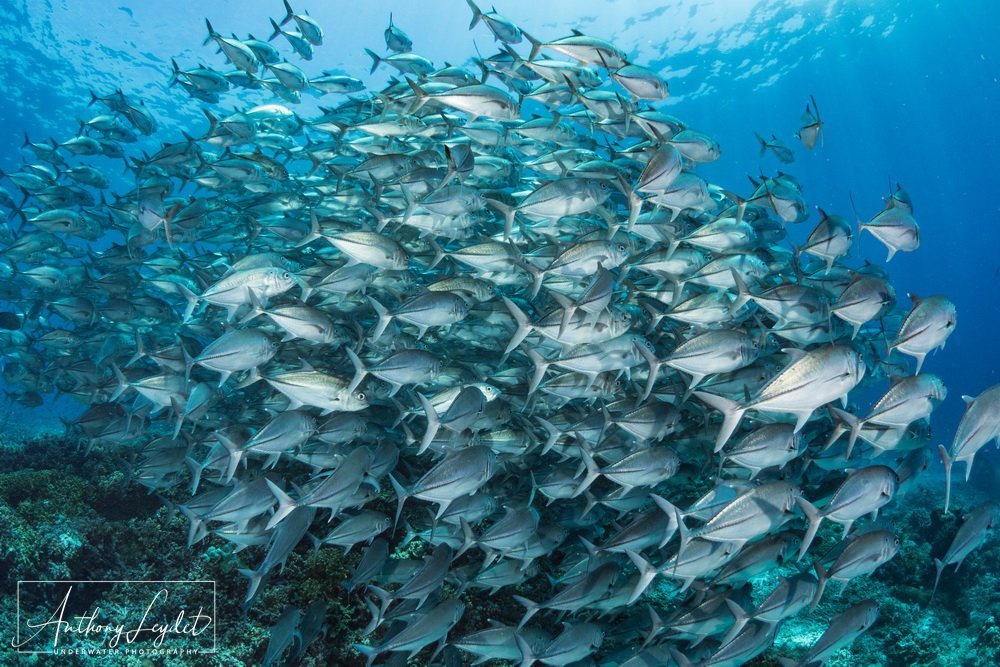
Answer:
[{"left": 789, "top": 409, "right": 815, "bottom": 433}]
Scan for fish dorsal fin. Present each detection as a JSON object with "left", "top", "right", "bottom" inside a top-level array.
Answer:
[
  {"left": 780, "top": 347, "right": 808, "bottom": 364},
  {"left": 571, "top": 28, "right": 584, "bottom": 36},
  {"left": 908, "top": 293, "right": 922, "bottom": 306},
  {"left": 962, "top": 395, "right": 975, "bottom": 405}
]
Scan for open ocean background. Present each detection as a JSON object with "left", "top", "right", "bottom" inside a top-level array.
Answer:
[{"left": 0, "top": 0, "right": 997, "bottom": 484}]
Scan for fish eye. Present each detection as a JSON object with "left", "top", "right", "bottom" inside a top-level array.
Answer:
[
  {"left": 356, "top": 392, "right": 366, "bottom": 401},
  {"left": 281, "top": 271, "right": 291, "bottom": 279}
]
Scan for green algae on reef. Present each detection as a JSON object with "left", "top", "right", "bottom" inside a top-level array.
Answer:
[{"left": 0, "top": 435, "right": 369, "bottom": 666}]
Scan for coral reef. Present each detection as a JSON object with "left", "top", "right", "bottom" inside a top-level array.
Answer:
[{"left": 2, "top": 432, "right": 997, "bottom": 666}]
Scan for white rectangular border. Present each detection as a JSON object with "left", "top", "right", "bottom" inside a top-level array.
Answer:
[{"left": 15, "top": 580, "right": 217, "bottom": 655}]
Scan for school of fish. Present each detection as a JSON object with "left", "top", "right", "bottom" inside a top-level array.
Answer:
[{"left": 2, "top": 1, "right": 999, "bottom": 665}]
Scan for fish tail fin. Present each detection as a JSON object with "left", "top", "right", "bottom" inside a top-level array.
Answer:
[
  {"left": 367, "top": 585, "right": 393, "bottom": 626},
  {"left": 580, "top": 489, "right": 597, "bottom": 520},
  {"left": 514, "top": 633, "right": 536, "bottom": 667},
  {"left": 281, "top": 0, "right": 295, "bottom": 25},
  {"left": 525, "top": 262, "right": 545, "bottom": 300},
  {"left": 415, "top": 393, "right": 439, "bottom": 454},
  {"left": 848, "top": 190, "right": 866, "bottom": 256},
  {"left": 184, "top": 456, "right": 204, "bottom": 495},
  {"left": 427, "top": 237, "right": 446, "bottom": 270},
  {"left": 512, "top": 595, "right": 539, "bottom": 629},
  {"left": 642, "top": 605, "right": 665, "bottom": 648},
  {"left": 457, "top": 517, "right": 476, "bottom": 558},
  {"left": 522, "top": 29, "right": 542, "bottom": 61},
  {"left": 353, "top": 642, "right": 379, "bottom": 667},
  {"left": 675, "top": 501, "right": 694, "bottom": 558},
  {"left": 59, "top": 416, "right": 75, "bottom": 440},
  {"left": 625, "top": 550, "right": 659, "bottom": 604},
  {"left": 796, "top": 496, "right": 823, "bottom": 561},
  {"left": 202, "top": 107, "right": 219, "bottom": 137},
  {"left": 828, "top": 406, "right": 861, "bottom": 459},
  {"left": 938, "top": 444, "right": 952, "bottom": 514},
  {"left": 720, "top": 598, "right": 750, "bottom": 646},
  {"left": 237, "top": 567, "right": 264, "bottom": 606},
  {"left": 216, "top": 431, "right": 244, "bottom": 483},
  {"left": 693, "top": 391, "right": 745, "bottom": 452},
  {"left": 501, "top": 296, "right": 533, "bottom": 358},
  {"left": 126, "top": 331, "right": 146, "bottom": 368},
  {"left": 754, "top": 131, "right": 767, "bottom": 156},
  {"left": 237, "top": 289, "right": 266, "bottom": 326},
  {"left": 485, "top": 196, "right": 516, "bottom": 241},
  {"left": 535, "top": 416, "right": 559, "bottom": 454},
  {"left": 405, "top": 77, "right": 430, "bottom": 114},
  {"left": 729, "top": 267, "right": 752, "bottom": 314},
  {"left": 549, "top": 291, "right": 575, "bottom": 338},
  {"left": 389, "top": 473, "right": 408, "bottom": 532},
  {"left": 812, "top": 560, "right": 828, "bottom": 610},
  {"left": 235, "top": 367, "right": 262, "bottom": 390},
  {"left": 268, "top": 17, "right": 282, "bottom": 41},
  {"left": 572, "top": 447, "right": 601, "bottom": 497},
  {"left": 366, "top": 296, "right": 392, "bottom": 342},
  {"left": 623, "top": 179, "right": 645, "bottom": 231},
  {"left": 634, "top": 338, "right": 661, "bottom": 404},
  {"left": 203, "top": 19, "right": 217, "bottom": 45},
  {"left": 170, "top": 396, "right": 185, "bottom": 439},
  {"left": 466, "top": 0, "right": 483, "bottom": 29},
  {"left": 931, "top": 557, "right": 945, "bottom": 602},
  {"left": 177, "top": 283, "right": 199, "bottom": 324},
  {"left": 364, "top": 48, "right": 382, "bottom": 75},
  {"left": 345, "top": 347, "right": 368, "bottom": 395},
  {"left": 360, "top": 595, "right": 383, "bottom": 636},
  {"left": 524, "top": 347, "right": 549, "bottom": 396},
  {"left": 109, "top": 363, "right": 128, "bottom": 402},
  {"left": 649, "top": 494, "right": 682, "bottom": 547},
  {"left": 188, "top": 517, "right": 208, "bottom": 549},
  {"left": 681, "top": 372, "right": 705, "bottom": 404},
  {"left": 169, "top": 58, "right": 181, "bottom": 85},
  {"left": 264, "top": 478, "right": 299, "bottom": 530}
]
